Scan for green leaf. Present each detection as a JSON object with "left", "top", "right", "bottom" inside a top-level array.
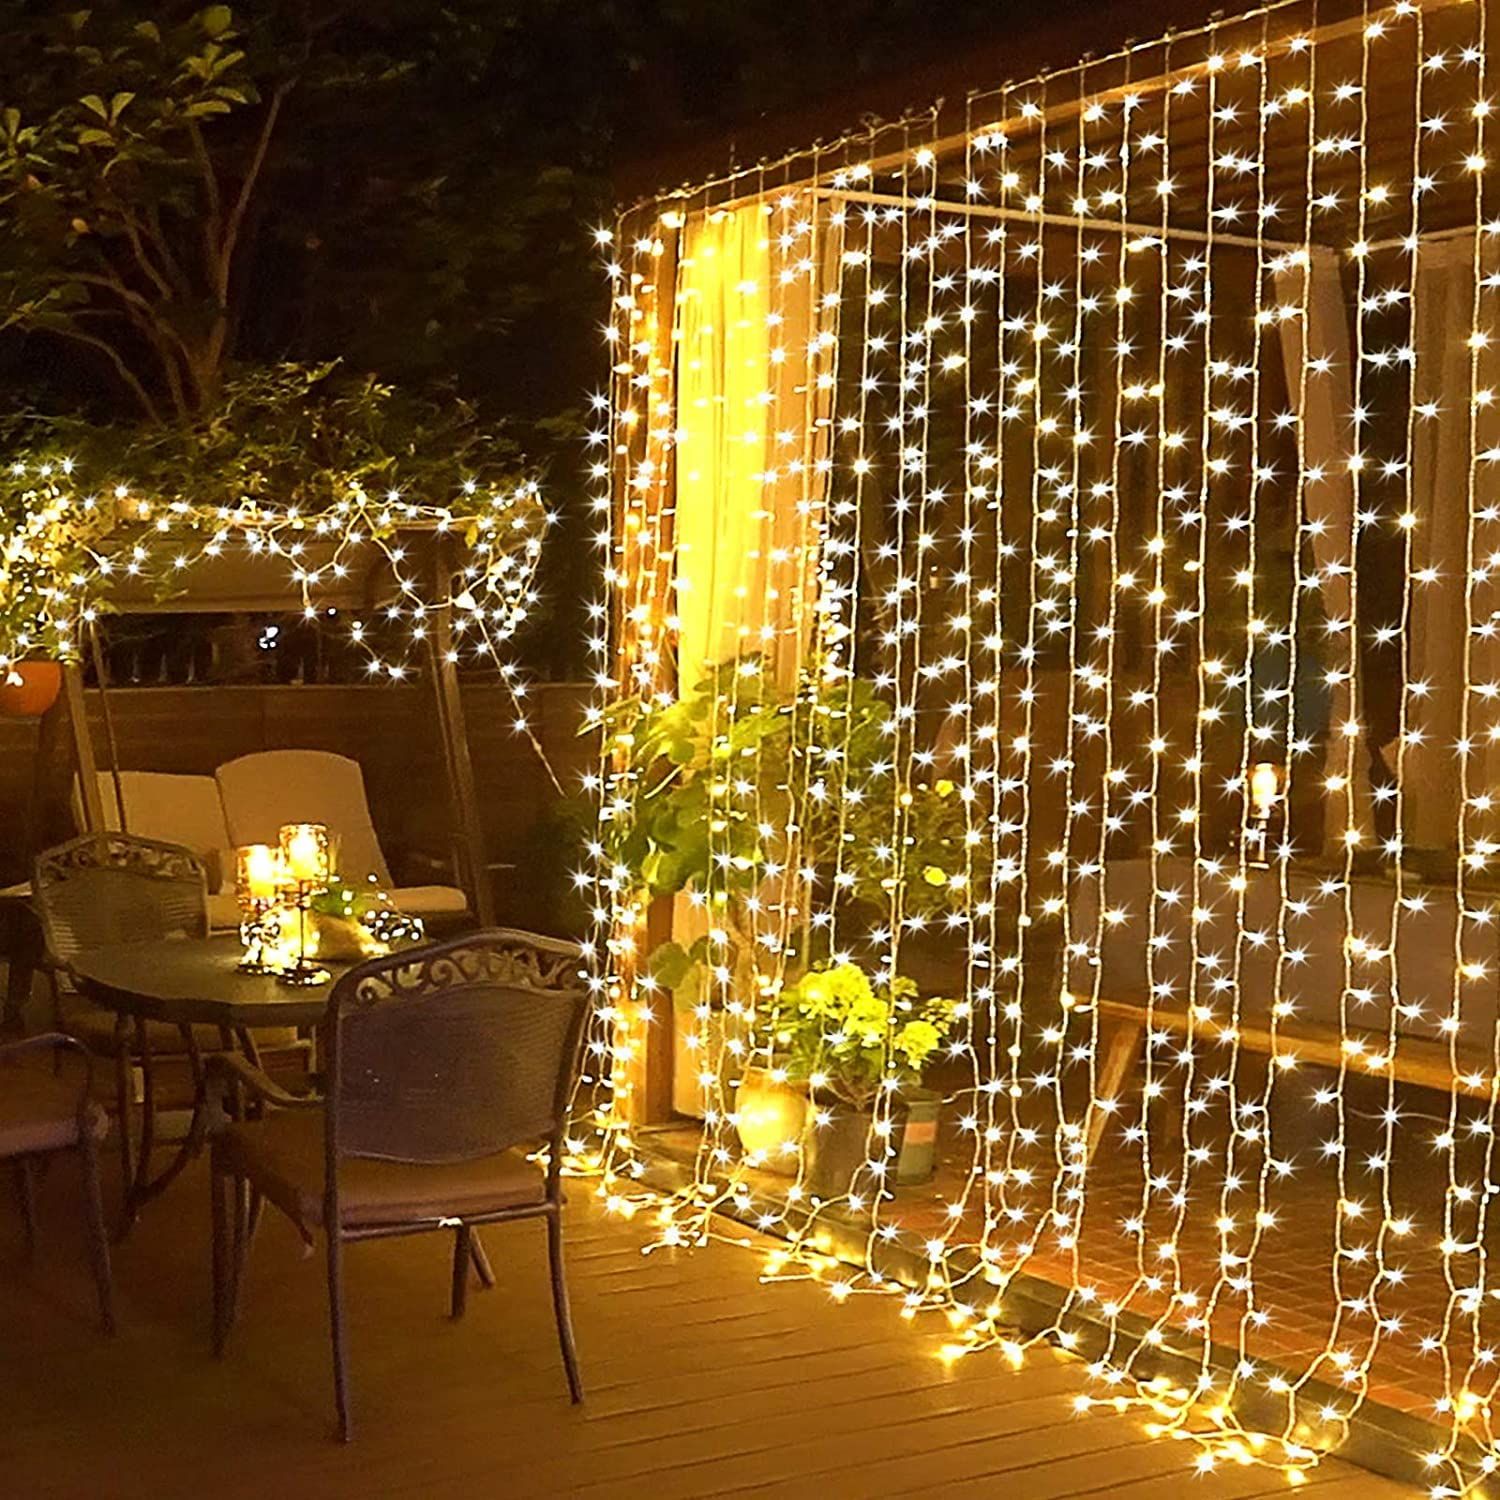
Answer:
[
  {"left": 132, "top": 21, "right": 160, "bottom": 43},
  {"left": 199, "top": 5, "right": 233, "bottom": 37},
  {"left": 108, "top": 93, "right": 135, "bottom": 125},
  {"left": 647, "top": 940, "right": 694, "bottom": 990},
  {"left": 75, "top": 128, "right": 113, "bottom": 147},
  {"left": 79, "top": 95, "right": 108, "bottom": 121}
]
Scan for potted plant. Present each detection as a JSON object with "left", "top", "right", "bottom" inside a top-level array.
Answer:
[
  {"left": 593, "top": 658, "right": 977, "bottom": 1122},
  {"left": 761, "top": 962, "right": 957, "bottom": 1199}
]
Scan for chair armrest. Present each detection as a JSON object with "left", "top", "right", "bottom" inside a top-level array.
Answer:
[
  {"left": 204, "top": 1052, "right": 322, "bottom": 1111},
  {"left": 0, "top": 1030, "right": 88, "bottom": 1067},
  {"left": 0, "top": 1031, "right": 95, "bottom": 1120}
]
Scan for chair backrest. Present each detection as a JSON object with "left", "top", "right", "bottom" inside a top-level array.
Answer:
[
  {"left": 33, "top": 834, "right": 210, "bottom": 963},
  {"left": 323, "top": 930, "right": 588, "bottom": 1170},
  {"left": 215, "top": 751, "right": 390, "bottom": 887},
  {"left": 76, "top": 771, "right": 233, "bottom": 894}
]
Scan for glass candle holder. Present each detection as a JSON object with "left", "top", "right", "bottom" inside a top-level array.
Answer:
[
  {"left": 278, "top": 823, "right": 330, "bottom": 886},
  {"left": 235, "top": 844, "right": 280, "bottom": 974},
  {"left": 275, "top": 823, "right": 331, "bottom": 986}
]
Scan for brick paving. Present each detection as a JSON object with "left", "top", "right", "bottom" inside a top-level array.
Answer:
[
  {"left": 878, "top": 1058, "right": 1489, "bottom": 1421},
  {"left": 658, "top": 1056, "right": 1498, "bottom": 1426}
]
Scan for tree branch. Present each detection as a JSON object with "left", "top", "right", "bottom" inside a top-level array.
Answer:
[
  {"left": 115, "top": 209, "right": 177, "bottom": 304},
  {"left": 217, "top": 81, "right": 293, "bottom": 302},
  {"left": 39, "top": 324, "right": 162, "bottom": 423},
  {"left": 185, "top": 119, "right": 223, "bottom": 253}
]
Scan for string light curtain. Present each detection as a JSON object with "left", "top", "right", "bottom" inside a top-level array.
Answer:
[{"left": 585, "top": 0, "right": 1500, "bottom": 1491}]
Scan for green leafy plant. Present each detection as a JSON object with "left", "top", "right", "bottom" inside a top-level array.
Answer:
[
  {"left": 592, "top": 658, "right": 974, "bottom": 922},
  {"left": 1, "top": 4, "right": 291, "bottom": 419},
  {"left": 592, "top": 658, "right": 976, "bottom": 1085},
  {"left": 0, "top": 362, "right": 543, "bottom": 668},
  {"left": 768, "top": 962, "right": 957, "bottom": 1110}
]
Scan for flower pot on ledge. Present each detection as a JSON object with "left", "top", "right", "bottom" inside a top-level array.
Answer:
[
  {"left": 801, "top": 1088, "right": 941, "bottom": 1200},
  {"left": 0, "top": 660, "right": 62, "bottom": 718}
]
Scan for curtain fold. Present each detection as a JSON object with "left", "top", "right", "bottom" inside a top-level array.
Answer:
[
  {"left": 1273, "top": 247, "right": 1370, "bottom": 855},
  {"left": 674, "top": 204, "right": 835, "bottom": 688},
  {"left": 667, "top": 198, "right": 840, "bottom": 1116},
  {"left": 1403, "top": 235, "right": 1500, "bottom": 858}
]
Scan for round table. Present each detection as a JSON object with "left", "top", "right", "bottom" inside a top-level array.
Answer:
[
  {"left": 71, "top": 934, "right": 352, "bottom": 1032},
  {"left": 70, "top": 934, "right": 353, "bottom": 1233}
]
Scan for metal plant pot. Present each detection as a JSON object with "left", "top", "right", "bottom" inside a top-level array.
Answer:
[
  {"left": 803, "top": 1088, "right": 942, "bottom": 1198},
  {"left": 804, "top": 1101, "right": 876, "bottom": 1200},
  {"left": 893, "top": 1087, "right": 941, "bottom": 1185}
]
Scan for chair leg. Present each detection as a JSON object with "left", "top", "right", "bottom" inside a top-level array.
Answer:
[
  {"left": 14, "top": 1158, "right": 37, "bottom": 1260},
  {"left": 326, "top": 1231, "right": 352, "bottom": 1442},
  {"left": 246, "top": 1187, "right": 264, "bottom": 1250},
  {"left": 546, "top": 1211, "right": 583, "bottom": 1404},
  {"left": 112, "top": 1046, "right": 134, "bottom": 1219},
  {"left": 78, "top": 1135, "right": 115, "bottom": 1336},
  {"left": 450, "top": 1224, "right": 471, "bottom": 1320},
  {"left": 225, "top": 1177, "right": 251, "bottom": 1337},
  {"left": 210, "top": 1159, "right": 230, "bottom": 1357},
  {"left": 132, "top": 1017, "right": 157, "bottom": 1188},
  {"left": 469, "top": 1231, "right": 495, "bottom": 1290}
]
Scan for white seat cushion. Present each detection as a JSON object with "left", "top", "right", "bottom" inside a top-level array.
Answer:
[
  {"left": 216, "top": 751, "right": 391, "bottom": 888},
  {"left": 79, "top": 772, "right": 233, "bottom": 894},
  {"left": 207, "top": 889, "right": 244, "bottom": 932},
  {"left": 388, "top": 885, "right": 470, "bottom": 917}
]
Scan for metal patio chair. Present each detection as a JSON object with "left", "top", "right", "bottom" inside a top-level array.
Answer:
[
  {"left": 34, "top": 834, "right": 217, "bottom": 1204},
  {"left": 207, "top": 929, "right": 589, "bottom": 1441},
  {"left": 0, "top": 1032, "right": 114, "bottom": 1333},
  {"left": 32, "top": 833, "right": 302, "bottom": 1228}
]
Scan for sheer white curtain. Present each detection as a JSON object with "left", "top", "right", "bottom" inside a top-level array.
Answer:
[{"left": 1403, "top": 235, "right": 1500, "bottom": 855}]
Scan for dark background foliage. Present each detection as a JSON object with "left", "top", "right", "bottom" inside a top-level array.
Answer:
[{"left": 0, "top": 0, "right": 1150, "bottom": 678}]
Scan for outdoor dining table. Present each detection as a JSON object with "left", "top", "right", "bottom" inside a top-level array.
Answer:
[{"left": 68, "top": 933, "right": 351, "bottom": 1235}]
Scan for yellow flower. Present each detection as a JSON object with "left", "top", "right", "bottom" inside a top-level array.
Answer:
[
  {"left": 922, "top": 865, "right": 947, "bottom": 887},
  {"left": 935, "top": 778, "right": 955, "bottom": 797}
]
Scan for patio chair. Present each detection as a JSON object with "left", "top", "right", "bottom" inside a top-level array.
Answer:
[
  {"left": 207, "top": 928, "right": 589, "bottom": 1441},
  {"left": 32, "top": 834, "right": 301, "bottom": 1211},
  {"left": 81, "top": 770, "right": 240, "bottom": 930},
  {"left": 215, "top": 750, "right": 471, "bottom": 922},
  {"left": 0, "top": 1032, "right": 114, "bottom": 1333}
]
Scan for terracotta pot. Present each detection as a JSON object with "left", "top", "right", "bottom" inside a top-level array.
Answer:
[
  {"left": 0, "top": 660, "right": 62, "bottom": 718},
  {"left": 733, "top": 1068, "right": 808, "bottom": 1173}
]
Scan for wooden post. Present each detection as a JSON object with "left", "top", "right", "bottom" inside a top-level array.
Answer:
[
  {"left": 62, "top": 662, "right": 104, "bottom": 832},
  {"left": 428, "top": 542, "right": 494, "bottom": 927},
  {"left": 638, "top": 895, "right": 677, "bottom": 1126}
]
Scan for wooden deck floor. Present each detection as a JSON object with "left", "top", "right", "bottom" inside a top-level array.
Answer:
[{"left": 0, "top": 1154, "right": 1413, "bottom": 1499}]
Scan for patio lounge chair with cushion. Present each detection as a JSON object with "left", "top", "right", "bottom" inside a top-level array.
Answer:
[
  {"left": 207, "top": 929, "right": 588, "bottom": 1441},
  {"left": 83, "top": 771, "right": 241, "bottom": 930},
  {"left": 0, "top": 1033, "right": 114, "bottom": 1332},
  {"left": 214, "top": 750, "right": 470, "bottom": 922}
]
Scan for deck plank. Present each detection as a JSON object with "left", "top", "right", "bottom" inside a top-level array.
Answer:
[{"left": 0, "top": 1155, "right": 1417, "bottom": 1499}]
